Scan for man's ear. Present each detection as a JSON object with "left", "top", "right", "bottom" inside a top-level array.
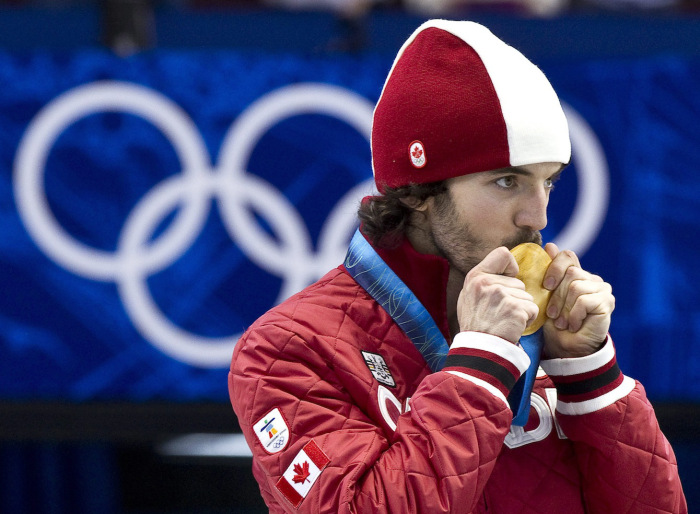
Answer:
[{"left": 399, "top": 196, "right": 431, "bottom": 212}]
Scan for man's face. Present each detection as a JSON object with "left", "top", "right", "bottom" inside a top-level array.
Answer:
[{"left": 423, "top": 162, "right": 564, "bottom": 275}]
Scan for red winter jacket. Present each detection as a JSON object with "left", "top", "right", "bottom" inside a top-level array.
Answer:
[{"left": 229, "top": 233, "right": 686, "bottom": 513}]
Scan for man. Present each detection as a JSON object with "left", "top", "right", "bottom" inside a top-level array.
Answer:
[{"left": 229, "top": 19, "right": 686, "bottom": 513}]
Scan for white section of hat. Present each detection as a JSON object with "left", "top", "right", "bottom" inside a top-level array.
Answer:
[{"left": 411, "top": 20, "right": 572, "bottom": 167}]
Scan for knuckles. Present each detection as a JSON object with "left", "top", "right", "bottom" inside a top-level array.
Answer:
[
  {"left": 561, "top": 249, "right": 577, "bottom": 261},
  {"left": 567, "top": 279, "right": 587, "bottom": 297}
]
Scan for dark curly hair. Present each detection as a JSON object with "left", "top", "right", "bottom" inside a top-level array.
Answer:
[{"left": 357, "top": 181, "right": 448, "bottom": 249}]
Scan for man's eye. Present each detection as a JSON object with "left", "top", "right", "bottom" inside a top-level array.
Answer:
[
  {"left": 496, "top": 176, "right": 515, "bottom": 188},
  {"left": 545, "top": 175, "right": 561, "bottom": 191}
]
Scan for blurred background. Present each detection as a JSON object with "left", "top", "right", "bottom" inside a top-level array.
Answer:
[{"left": 0, "top": 0, "right": 699, "bottom": 512}]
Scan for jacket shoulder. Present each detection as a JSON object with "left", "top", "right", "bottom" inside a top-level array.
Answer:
[{"left": 232, "top": 267, "right": 376, "bottom": 360}]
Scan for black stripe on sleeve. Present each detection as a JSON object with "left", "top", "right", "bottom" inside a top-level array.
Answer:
[
  {"left": 443, "top": 354, "right": 517, "bottom": 391},
  {"left": 555, "top": 362, "right": 622, "bottom": 396}
]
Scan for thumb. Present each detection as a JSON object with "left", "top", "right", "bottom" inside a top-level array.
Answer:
[
  {"left": 544, "top": 242, "right": 559, "bottom": 260},
  {"left": 472, "top": 246, "right": 519, "bottom": 278}
]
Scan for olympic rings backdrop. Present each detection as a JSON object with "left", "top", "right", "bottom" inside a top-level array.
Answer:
[{"left": 1, "top": 49, "right": 699, "bottom": 403}]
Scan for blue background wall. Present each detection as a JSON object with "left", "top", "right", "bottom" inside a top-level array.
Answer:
[{"left": 1, "top": 12, "right": 699, "bottom": 404}]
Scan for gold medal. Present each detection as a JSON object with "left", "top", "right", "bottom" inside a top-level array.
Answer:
[{"left": 511, "top": 243, "right": 553, "bottom": 336}]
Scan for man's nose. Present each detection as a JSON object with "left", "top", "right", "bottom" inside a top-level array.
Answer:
[{"left": 515, "top": 189, "right": 548, "bottom": 232}]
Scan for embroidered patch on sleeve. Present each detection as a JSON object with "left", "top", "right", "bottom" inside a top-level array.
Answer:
[
  {"left": 361, "top": 351, "right": 396, "bottom": 387},
  {"left": 253, "top": 408, "right": 289, "bottom": 454},
  {"left": 276, "top": 439, "right": 330, "bottom": 508}
]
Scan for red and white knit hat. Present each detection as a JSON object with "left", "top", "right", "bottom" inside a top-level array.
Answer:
[{"left": 371, "top": 20, "right": 571, "bottom": 192}]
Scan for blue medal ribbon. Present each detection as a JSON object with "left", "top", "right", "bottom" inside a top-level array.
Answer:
[
  {"left": 344, "top": 229, "right": 538, "bottom": 426},
  {"left": 509, "top": 332, "right": 543, "bottom": 426},
  {"left": 344, "top": 229, "right": 450, "bottom": 372}
]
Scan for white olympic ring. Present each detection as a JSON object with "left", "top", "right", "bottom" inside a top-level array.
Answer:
[
  {"left": 555, "top": 104, "right": 609, "bottom": 256},
  {"left": 13, "top": 81, "right": 212, "bottom": 281},
  {"left": 13, "top": 80, "right": 607, "bottom": 368},
  {"left": 14, "top": 81, "right": 376, "bottom": 367}
]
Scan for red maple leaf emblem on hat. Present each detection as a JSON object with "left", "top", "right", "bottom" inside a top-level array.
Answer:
[
  {"left": 293, "top": 461, "right": 311, "bottom": 484},
  {"left": 412, "top": 145, "right": 423, "bottom": 159}
]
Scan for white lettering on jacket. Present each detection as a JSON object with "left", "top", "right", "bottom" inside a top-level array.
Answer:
[
  {"left": 378, "top": 385, "right": 565, "bottom": 449},
  {"left": 378, "top": 385, "right": 403, "bottom": 432},
  {"left": 505, "top": 388, "right": 567, "bottom": 448}
]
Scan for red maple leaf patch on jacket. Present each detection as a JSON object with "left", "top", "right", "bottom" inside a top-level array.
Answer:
[
  {"left": 412, "top": 145, "right": 423, "bottom": 159},
  {"left": 293, "top": 461, "right": 311, "bottom": 484}
]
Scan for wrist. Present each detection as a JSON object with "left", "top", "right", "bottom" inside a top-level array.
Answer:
[
  {"left": 544, "top": 336, "right": 606, "bottom": 359},
  {"left": 540, "top": 336, "right": 635, "bottom": 415},
  {"left": 443, "top": 332, "right": 530, "bottom": 407}
]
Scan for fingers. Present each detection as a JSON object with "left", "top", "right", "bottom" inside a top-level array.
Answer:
[
  {"left": 459, "top": 247, "right": 540, "bottom": 343},
  {"left": 546, "top": 266, "right": 606, "bottom": 320},
  {"left": 542, "top": 242, "right": 580, "bottom": 291},
  {"left": 563, "top": 291, "right": 614, "bottom": 333},
  {"left": 472, "top": 246, "right": 519, "bottom": 278},
  {"left": 542, "top": 245, "right": 614, "bottom": 335}
]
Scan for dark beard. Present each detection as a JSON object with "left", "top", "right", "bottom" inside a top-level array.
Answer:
[
  {"left": 429, "top": 190, "right": 544, "bottom": 274},
  {"left": 502, "top": 230, "right": 543, "bottom": 250}
]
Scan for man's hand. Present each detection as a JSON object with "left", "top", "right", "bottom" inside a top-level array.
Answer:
[
  {"left": 457, "top": 247, "right": 539, "bottom": 344},
  {"left": 541, "top": 242, "right": 615, "bottom": 358}
]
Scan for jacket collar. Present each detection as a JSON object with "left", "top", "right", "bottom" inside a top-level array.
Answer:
[{"left": 368, "top": 233, "right": 452, "bottom": 342}]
